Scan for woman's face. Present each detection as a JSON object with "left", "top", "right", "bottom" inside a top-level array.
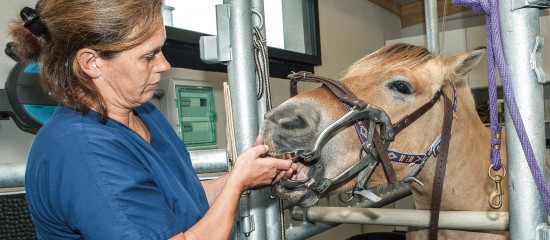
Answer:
[{"left": 95, "top": 22, "right": 171, "bottom": 110}]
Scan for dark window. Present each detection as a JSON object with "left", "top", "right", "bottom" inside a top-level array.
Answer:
[{"left": 162, "top": 0, "right": 321, "bottom": 79}]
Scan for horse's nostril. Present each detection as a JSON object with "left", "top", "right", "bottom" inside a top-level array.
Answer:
[{"left": 279, "top": 114, "right": 309, "bottom": 129}]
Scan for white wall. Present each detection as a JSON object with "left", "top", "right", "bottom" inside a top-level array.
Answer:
[
  {"left": 315, "top": 0, "right": 401, "bottom": 79},
  {"left": 400, "top": 10, "right": 486, "bottom": 38}
]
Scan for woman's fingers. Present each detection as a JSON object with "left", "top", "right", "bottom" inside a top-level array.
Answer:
[
  {"left": 233, "top": 143, "right": 301, "bottom": 190},
  {"left": 271, "top": 160, "right": 296, "bottom": 182},
  {"left": 273, "top": 170, "right": 286, "bottom": 183},
  {"left": 253, "top": 135, "right": 264, "bottom": 147},
  {"left": 274, "top": 158, "right": 293, "bottom": 170},
  {"left": 283, "top": 163, "right": 297, "bottom": 178}
]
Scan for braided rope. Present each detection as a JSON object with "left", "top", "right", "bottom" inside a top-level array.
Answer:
[{"left": 253, "top": 26, "right": 273, "bottom": 110}]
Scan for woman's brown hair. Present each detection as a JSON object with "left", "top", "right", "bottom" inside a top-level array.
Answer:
[{"left": 9, "top": 0, "right": 164, "bottom": 120}]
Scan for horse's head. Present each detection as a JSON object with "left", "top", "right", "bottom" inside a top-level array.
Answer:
[{"left": 261, "top": 43, "right": 485, "bottom": 207}]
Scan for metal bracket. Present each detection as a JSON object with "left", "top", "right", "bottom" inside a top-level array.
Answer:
[
  {"left": 352, "top": 189, "right": 382, "bottom": 202},
  {"left": 536, "top": 223, "right": 550, "bottom": 239},
  {"left": 199, "top": 4, "right": 232, "bottom": 64},
  {"left": 531, "top": 36, "right": 546, "bottom": 84},
  {"left": 512, "top": 0, "right": 550, "bottom": 10},
  {"left": 241, "top": 214, "right": 255, "bottom": 237}
]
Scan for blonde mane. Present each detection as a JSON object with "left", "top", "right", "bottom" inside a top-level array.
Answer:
[{"left": 343, "top": 43, "right": 436, "bottom": 79}]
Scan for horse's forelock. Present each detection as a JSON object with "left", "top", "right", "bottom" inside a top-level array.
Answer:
[{"left": 343, "top": 43, "right": 436, "bottom": 80}]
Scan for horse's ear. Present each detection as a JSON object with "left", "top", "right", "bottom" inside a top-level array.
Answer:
[{"left": 444, "top": 46, "right": 486, "bottom": 78}]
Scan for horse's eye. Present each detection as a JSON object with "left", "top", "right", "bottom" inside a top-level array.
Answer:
[{"left": 389, "top": 81, "right": 412, "bottom": 95}]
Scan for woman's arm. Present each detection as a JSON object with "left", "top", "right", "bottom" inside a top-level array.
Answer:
[
  {"left": 172, "top": 143, "right": 295, "bottom": 240},
  {"left": 201, "top": 174, "right": 228, "bottom": 206},
  {"left": 167, "top": 178, "right": 241, "bottom": 240}
]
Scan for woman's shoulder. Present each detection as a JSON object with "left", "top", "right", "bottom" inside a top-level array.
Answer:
[
  {"left": 33, "top": 106, "right": 130, "bottom": 154},
  {"left": 29, "top": 106, "right": 142, "bottom": 170},
  {"left": 38, "top": 106, "right": 117, "bottom": 138}
]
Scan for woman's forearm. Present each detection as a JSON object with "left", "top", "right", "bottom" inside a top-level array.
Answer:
[
  {"left": 186, "top": 172, "right": 243, "bottom": 239},
  {"left": 201, "top": 173, "right": 229, "bottom": 206}
]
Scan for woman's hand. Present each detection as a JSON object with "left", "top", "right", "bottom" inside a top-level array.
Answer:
[{"left": 228, "top": 136, "right": 297, "bottom": 192}]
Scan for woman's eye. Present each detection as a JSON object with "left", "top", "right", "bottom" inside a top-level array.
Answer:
[
  {"left": 389, "top": 81, "right": 412, "bottom": 95},
  {"left": 145, "top": 54, "right": 156, "bottom": 62}
]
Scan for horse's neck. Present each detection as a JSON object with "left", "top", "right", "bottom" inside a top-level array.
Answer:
[{"left": 411, "top": 92, "right": 501, "bottom": 210}]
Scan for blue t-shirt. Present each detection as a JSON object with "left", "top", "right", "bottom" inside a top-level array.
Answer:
[{"left": 25, "top": 102, "right": 209, "bottom": 239}]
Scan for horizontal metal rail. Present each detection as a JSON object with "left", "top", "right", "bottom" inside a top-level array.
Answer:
[
  {"left": 293, "top": 207, "right": 509, "bottom": 231},
  {"left": 0, "top": 149, "right": 230, "bottom": 189}
]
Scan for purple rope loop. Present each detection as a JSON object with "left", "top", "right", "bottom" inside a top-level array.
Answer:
[
  {"left": 454, "top": 0, "right": 550, "bottom": 216},
  {"left": 453, "top": 0, "right": 502, "bottom": 170}
]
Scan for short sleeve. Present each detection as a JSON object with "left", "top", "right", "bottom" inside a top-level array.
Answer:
[{"left": 61, "top": 133, "right": 184, "bottom": 240}]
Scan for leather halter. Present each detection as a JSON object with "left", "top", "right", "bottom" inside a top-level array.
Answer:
[
  {"left": 286, "top": 71, "right": 445, "bottom": 184},
  {"left": 286, "top": 71, "right": 453, "bottom": 239}
]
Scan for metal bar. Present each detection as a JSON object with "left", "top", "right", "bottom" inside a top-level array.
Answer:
[
  {"left": 424, "top": 0, "right": 439, "bottom": 53},
  {"left": 499, "top": 1, "right": 548, "bottom": 239},
  {"left": 285, "top": 184, "right": 411, "bottom": 239},
  {"left": 223, "top": 0, "right": 266, "bottom": 239},
  {"left": 293, "top": 207, "right": 509, "bottom": 231},
  {"left": 188, "top": 149, "right": 229, "bottom": 174},
  {"left": 0, "top": 149, "right": 231, "bottom": 189},
  {"left": 512, "top": 0, "right": 550, "bottom": 9},
  {"left": 249, "top": 0, "right": 283, "bottom": 239},
  {"left": 0, "top": 163, "right": 25, "bottom": 189}
]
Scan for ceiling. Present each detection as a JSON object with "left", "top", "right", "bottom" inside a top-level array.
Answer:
[{"left": 368, "top": 0, "right": 472, "bottom": 27}]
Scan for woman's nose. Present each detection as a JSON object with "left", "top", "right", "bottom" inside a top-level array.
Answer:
[{"left": 156, "top": 51, "right": 171, "bottom": 72}]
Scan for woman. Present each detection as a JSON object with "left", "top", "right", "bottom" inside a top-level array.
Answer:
[{"left": 10, "top": 0, "right": 296, "bottom": 239}]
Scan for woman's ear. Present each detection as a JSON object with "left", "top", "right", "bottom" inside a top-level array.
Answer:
[{"left": 75, "top": 48, "right": 101, "bottom": 79}]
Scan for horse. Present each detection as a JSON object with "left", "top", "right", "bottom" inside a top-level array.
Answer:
[{"left": 261, "top": 43, "right": 510, "bottom": 239}]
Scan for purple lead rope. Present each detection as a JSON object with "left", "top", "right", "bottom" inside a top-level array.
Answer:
[{"left": 454, "top": 0, "right": 550, "bottom": 215}]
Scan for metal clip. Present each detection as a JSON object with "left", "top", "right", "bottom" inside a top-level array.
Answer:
[
  {"left": 531, "top": 36, "right": 546, "bottom": 84},
  {"left": 488, "top": 164, "right": 506, "bottom": 209},
  {"left": 403, "top": 176, "right": 424, "bottom": 186}
]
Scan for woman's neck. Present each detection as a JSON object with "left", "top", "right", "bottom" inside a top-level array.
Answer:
[{"left": 106, "top": 106, "right": 151, "bottom": 143}]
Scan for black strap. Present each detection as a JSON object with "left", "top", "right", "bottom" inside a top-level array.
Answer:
[
  {"left": 428, "top": 93, "right": 453, "bottom": 240},
  {"left": 393, "top": 91, "right": 442, "bottom": 135},
  {"left": 288, "top": 71, "right": 368, "bottom": 109}
]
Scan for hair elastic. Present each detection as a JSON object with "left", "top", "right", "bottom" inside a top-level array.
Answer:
[{"left": 20, "top": 7, "right": 48, "bottom": 38}]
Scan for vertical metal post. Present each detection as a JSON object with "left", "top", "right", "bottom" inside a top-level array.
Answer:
[
  {"left": 250, "top": 1, "right": 284, "bottom": 239},
  {"left": 224, "top": 0, "right": 267, "bottom": 239},
  {"left": 424, "top": 0, "right": 440, "bottom": 53},
  {"left": 499, "top": 1, "right": 547, "bottom": 239}
]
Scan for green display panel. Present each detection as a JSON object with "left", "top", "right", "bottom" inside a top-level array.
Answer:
[{"left": 175, "top": 85, "right": 216, "bottom": 147}]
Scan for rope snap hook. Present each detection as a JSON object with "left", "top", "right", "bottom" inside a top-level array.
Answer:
[{"left": 488, "top": 164, "right": 506, "bottom": 209}]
